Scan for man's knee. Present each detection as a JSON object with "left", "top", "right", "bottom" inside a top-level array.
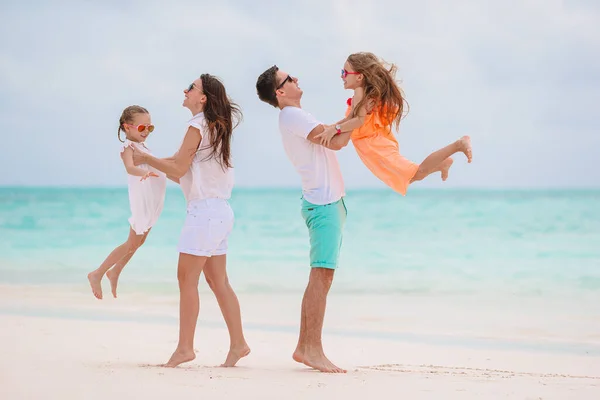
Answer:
[{"left": 310, "top": 267, "right": 335, "bottom": 287}]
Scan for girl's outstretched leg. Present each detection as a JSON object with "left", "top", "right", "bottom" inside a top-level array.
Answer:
[
  {"left": 106, "top": 228, "right": 150, "bottom": 298},
  {"left": 438, "top": 157, "right": 454, "bottom": 181},
  {"left": 87, "top": 227, "right": 139, "bottom": 299},
  {"left": 411, "top": 136, "right": 472, "bottom": 183}
]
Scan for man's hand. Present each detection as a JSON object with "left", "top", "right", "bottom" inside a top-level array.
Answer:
[{"left": 315, "top": 125, "right": 338, "bottom": 147}]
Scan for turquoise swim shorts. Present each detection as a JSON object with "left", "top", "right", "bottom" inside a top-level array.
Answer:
[{"left": 300, "top": 197, "right": 347, "bottom": 269}]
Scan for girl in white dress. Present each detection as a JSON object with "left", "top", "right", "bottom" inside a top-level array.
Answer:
[{"left": 88, "top": 105, "right": 167, "bottom": 299}]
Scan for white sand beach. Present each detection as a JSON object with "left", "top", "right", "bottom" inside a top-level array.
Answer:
[{"left": 1, "top": 285, "right": 599, "bottom": 399}]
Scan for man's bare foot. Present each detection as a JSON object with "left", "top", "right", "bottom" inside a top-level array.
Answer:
[
  {"left": 293, "top": 349, "right": 347, "bottom": 373},
  {"left": 221, "top": 344, "right": 251, "bottom": 367},
  {"left": 87, "top": 271, "right": 103, "bottom": 299},
  {"left": 440, "top": 158, "right": 454, "bottom": 181},
  {"left": 106, "top": 269, "right": 120, "bottom": 298},
  {"left": 458, "top": 135, "right": 472, "bottom": 163},
  {"left": 163, "top": 349, "right": 196, "bottom": 368}
]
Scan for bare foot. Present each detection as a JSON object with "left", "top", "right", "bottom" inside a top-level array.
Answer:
[
  {"left": 87, "top": 271, "right": 103, "bottom": 299},
  {"left": 440, "top": 157, "right": 454, "bottom": 181},
  {"left": 293, "top": 349, "right": 347, "bottom": 373},
  {"left": 458, "top": 135, "right": 472, "bottom": 163},
  {"left": 106, "top": 268, "right": 120, "bottom": 298},
  {"left": 163, "top": 349, "right": 196, "bottom": 368},
  {"left": 221, "top": 344, "right": 251, "bottom": 367}
]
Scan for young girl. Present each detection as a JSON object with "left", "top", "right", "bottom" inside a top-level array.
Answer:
[
  {"left": 317, "top": 52, "right": 472, "bottom": 195},
  {"left": 87, "top": 105, "right": 167, "bottom": 299}
]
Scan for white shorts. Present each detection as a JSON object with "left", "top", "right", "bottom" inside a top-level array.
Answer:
[{"left": 177, "top": 198, "right": 234, "bottom": 257}]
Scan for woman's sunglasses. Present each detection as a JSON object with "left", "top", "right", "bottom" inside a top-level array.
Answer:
[
  {"left": 124, "top": 123, "right": 155, "bottom": 133},
  {"left": 186, "top": 82, "right": 195, "bottom": 92},
  {"left": 341, "top": 69, "right": 360, "bottom": 79}
]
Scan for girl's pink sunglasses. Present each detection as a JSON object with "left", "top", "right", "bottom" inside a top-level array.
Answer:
[
  {"left": 124, "top": 123, "right": 155, "bottom": 133},
  {"left": 341, "top": 69, "right": 360, "bottom": 79}
]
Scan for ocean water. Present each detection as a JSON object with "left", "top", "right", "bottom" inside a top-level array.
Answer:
[
  {"left": 2, "top": 186, "right": 600, "bottom": 353},
  {"left": 1, "top": 186, "right": 599, "bottom": 298}
]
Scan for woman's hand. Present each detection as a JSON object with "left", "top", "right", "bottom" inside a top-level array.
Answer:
[{"left": 130, "top": 145, "right": 146, "bottom": 166}]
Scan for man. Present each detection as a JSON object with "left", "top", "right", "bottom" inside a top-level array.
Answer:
[{"left": 256, "top": 66, "right": 352, "bottom": 373}]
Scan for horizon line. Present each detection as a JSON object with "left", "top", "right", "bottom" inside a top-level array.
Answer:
[{"left": 0, "top": 185, "right": 599, "bottom": 192}]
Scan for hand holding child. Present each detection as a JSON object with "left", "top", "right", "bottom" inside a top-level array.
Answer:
[{"left": 316, "top": 125, "right": 338, "bottom": 147}]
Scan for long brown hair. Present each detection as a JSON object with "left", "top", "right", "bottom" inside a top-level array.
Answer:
[
  {"left": 117, "top": 105, "right": 149, "bottom": 142},
  {"left": 199, "top": 74, "right": 242, "bottom": 169},
  {"left": 347, "top": 52, "right": 408, "bottom": 132}
]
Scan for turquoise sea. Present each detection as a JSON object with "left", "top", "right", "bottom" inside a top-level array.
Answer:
[
  {"left": 1, "top": 186, "right": 599, "bottom": 353},
  {"left": 1, "top": 187, "right": 599, "bottom": 297}
]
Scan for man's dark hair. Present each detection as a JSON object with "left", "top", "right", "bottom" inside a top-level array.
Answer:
[{"left": 256, "top": 65, "right": 280, "bottom": 108}]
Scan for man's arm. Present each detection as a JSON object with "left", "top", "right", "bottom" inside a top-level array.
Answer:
[{"left": 306, "top": 124, "right": 351, "bottom": 151}]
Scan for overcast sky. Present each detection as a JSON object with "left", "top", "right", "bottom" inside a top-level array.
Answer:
[{"left": 1, "top": 0, "right": 598, "bottom": 189}]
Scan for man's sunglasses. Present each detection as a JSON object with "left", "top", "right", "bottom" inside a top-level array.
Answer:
[
  {"left": 124, "top": 123, "right": 155, "bottom": 133},
  {"left": 276, "top": 75, "right": 293, "bottom": 90}
]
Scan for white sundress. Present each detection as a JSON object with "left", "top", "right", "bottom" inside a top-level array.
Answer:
[{"left": 121, "top": 140, "right": 167, "bottom": 235}]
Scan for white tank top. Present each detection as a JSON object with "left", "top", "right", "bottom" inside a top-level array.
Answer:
[{"left": 179, "top": 112, "right": 234, "bottom": 203}]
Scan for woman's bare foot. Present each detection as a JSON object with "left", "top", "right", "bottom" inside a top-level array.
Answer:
[
  {"left": 106, "top": 269, "right": 121, "bottom": 298},
  {"left": 292, "top": 348, "right": 346, "bottom": 373},
  {"left": 458, "top": 135, "right": 472, "bottom": 163},
  {"left": 163, "top": 349, "right": 196, "bottom": 368},
  {"left": 221, "top": 344, "right": 251, "bottom": 367},
  {"left": 440, "top": 157, "right": 454, "bottom": 181},
  {"left": 87, "top": 271, "right": 103, "bottom": 299}
]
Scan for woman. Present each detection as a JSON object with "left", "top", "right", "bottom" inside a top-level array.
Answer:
[{"left": 131, "top": 74, "right": 250, "bottom": 368}]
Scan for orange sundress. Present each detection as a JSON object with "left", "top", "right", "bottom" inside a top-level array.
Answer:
[{"left": 345, "top": 98, "right": 418, "bottom": 196}]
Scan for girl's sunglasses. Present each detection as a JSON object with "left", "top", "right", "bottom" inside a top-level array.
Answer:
[
  {"left": 341, "top": 69, "right": 360, "bottom": 79},
  {"left": 124, "top": 123, "right": 155, "bottom": 133}
]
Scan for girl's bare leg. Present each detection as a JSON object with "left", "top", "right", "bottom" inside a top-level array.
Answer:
[
  {"left": 87, "top": 227, "right": 141, "bottom": 299},
  {"left": 164, "top": 253, "right": 208, "bottom": 368},
  {"left": 106, "top": 229, "right": 150, "bottom": 298},
  {"left": 410, "top": 136, "right": 472, "bottom": 183},
  {"left": 203, "top": 255, "right": 250, "bottom": 367}
]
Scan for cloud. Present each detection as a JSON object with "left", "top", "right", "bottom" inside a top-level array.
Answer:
[{"left": 0, "top": 0, "right": 598, "bottom": 188}]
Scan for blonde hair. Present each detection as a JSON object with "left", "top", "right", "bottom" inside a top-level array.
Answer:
[
  {"left": 347, "top": 52, "right": 408, "bottom": 131},
  {"left": 117, "top": 105, "right": 149, "bottom": 142}
]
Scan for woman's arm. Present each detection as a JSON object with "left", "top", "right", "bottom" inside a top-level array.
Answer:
[
  {"left": 132, "top": 126, "right": 202, "bottom": 179},
  {"left": 121, "top": 147, "right": 151, "bottom": 177},
  {"left": 167, "top": 175, "right": 180, "bottom": 184}
]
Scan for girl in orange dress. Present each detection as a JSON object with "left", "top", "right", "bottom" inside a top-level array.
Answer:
[{"left": 317, "top": 52, "right": 472, "bottom": 196}]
